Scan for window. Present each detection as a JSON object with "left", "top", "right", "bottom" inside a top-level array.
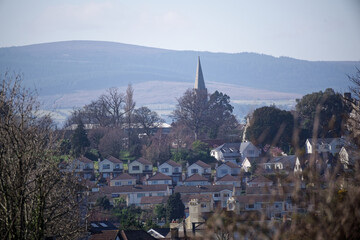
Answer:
[
  {"left": 157, "top": 192, "right": 165, "bottom": 196},
  {"left": 265, "top": 164, "right": 271, "bottom": 169},
  {"left": 174, "top": 167, "right": 179, "bottom": 173},
  {"left": 103, "top": 164, "right": 110, "bottom": 169},
  {"left": 152, "top": 181, "right": 158, "bottom": 184},
  {"left": 112, "top": 193, "right": 120, "bottom": 198},
  {"left": 128, "top": 181, "right": 133, "bottom": 185},
  {"left": 221, "top": 169, "right": 228, "bottom": 175},
  {"left": 165, "top": 180, "right": 169, "bottom": 184},
  {"left": 201, "top": 203, "right": 207, "bottom": 208},
  {"left": 103, "top": 173, "right": 109, "bottom": 178},
  {"left": 191, "top": 169, "right": 198, "bottom": 174},
  {"left": 145, "top": 165, "right": 150, "bottom": 171},
  {"left": 247, "top": 150, "right": 255, "bottom": 155},
  {"left": 214, "top": 193, "right": 220, "bottom": 198},
  {"left": 223, "top": 193, "right": 229, "bottom": 197},
  {"left": 85, "top": 163, "right": 92, "bottom": 169},
  {"left": 115, "top": 164, "right": 120, "bottom": 169},
  {"left": 248, "top": 204, "right": 254, "bottom": 209},
  {"left": 115, "top": 181, "right": 121, "bottom": 186},
  {"left": 132, "top": 166, "right": 140, "bottom": 171},
  {"left": 137, "top": 193, "right": 145, "bottom": 198},
  {"left": 161, "top": 168, "right": 169, "bottom": 173}
]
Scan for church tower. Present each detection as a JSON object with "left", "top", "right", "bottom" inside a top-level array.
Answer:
[{"left": 194, "top": 56, "right": 207, "bottom": 95}]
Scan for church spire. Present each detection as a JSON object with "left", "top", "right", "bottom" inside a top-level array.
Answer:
[{"left": 194, "top": 56, "right": 206, "bottom": 91}]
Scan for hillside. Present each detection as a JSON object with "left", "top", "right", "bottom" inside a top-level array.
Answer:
[{"left": 0, "top": 40, "right": 358, "bottom": 123}]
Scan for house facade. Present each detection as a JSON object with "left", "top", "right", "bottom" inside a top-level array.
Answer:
[
  {"left": 187, "top": 160, "right": 211, "bottom": 179},
  {"left": 110, "top": 173, "right": 136, "bottom": 186},
  {"left": 216, "top": 161, "right": 241, "bottom": 178},
  {"left": 99, "top": 156, "right": 123, "bottom": 179},
  {"left": 158, "top": 160, "right": 182, "bottom": 185},
  {"left": 145, "top": 172, "right": 172, "bottom": 185},
  {"left": 71, "top": 156, "right": 95, "bottom": 180},
  {"left": 128, "top": 157, "right": 153, "bottom": 180},
  {"left": 305, "top": 138, "right": 345, "bottom": 155}
]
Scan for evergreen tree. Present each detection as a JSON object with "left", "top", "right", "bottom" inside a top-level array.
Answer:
[
  {"left": 166, "top": 192, "right": 185, "bottom": 223},
  {"left": 71, "top": 120, "right": 90, "bottom": 156}
]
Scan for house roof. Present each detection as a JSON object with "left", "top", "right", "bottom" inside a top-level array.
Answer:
[
  {"left": 248, "top": 175, "right": 273, "bottom": 184},
  {"left": 101, "top": 184, "right": 168, "bottom": 194},
  {"left": 106, "top": 156, "right": 123, "bottom": 164},
  {"left": 185, "top": 173, "right": 208, "bottom": 182},
  {"left": 235, "top": 194, "right": 286, "bottom": 204},
  {"left": 217, "top": 174, "right": 238, "bottom": 182},
  {"left": 181, "top": 193, "right": 212, "bottom": 203},
  {"left": 90, "top": 221, "right": 118, "bottom": 231},
  {"left": 148, "top": 228, "right": 170, "bottom": 239},
  {"left": 193, "top": 160, "right": 211, "bottom": 169},
  {"left": 148, "top": 172, "right": 172, "bottom": 181},
  {"left": 89, "top": 230, "right": 119, "bottom": 240},
  {"left": 174, "top": 185, "right": 233, "bottom": 194},
  {"left": 112, "top": 173, "right": 136, "bottom": 181},
  {"left": 140, "top": 196, "right": 168, "bottom": 205},
  {"left": 120, "top": 230, "right": 157, "bottom": 240},
  {"left": 307, "top": 138, "right": 341, "bottom": 145},
  {"left": 163, "top": 159, "right": 181, "bottom": 167},
  {"left": 135, "top": 157, "right": 152, "bottom": 165},
  {"left": 78, "top": 156, "right": 93, "bottom": 163},
  {"left": 217, "top": 161, "right": 240, "bottom": 169},
  {"left": 240, "top": 142, "right": 254, "bottom": 153},
  {"left": 194, "top": 56, "right": 206, "bottom": 90}
]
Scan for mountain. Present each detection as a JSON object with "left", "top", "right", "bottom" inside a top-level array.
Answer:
[{"left": 0, "top": 40, "right": 358, "bottom": 123}]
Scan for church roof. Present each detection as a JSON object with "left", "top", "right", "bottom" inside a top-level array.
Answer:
[{"left": 194, "top": 57, "right": 206, "bottom": 91}]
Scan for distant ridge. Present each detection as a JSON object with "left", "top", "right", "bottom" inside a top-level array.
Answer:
[{"left": 0, "top": 40, "right": 358, "bottom": 97}]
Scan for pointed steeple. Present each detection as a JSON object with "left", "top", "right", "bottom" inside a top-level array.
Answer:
[{"left": 194, "top": 56, "right": 206, "bottom": 91}]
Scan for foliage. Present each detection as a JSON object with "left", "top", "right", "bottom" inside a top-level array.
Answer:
[
  {"left": 346, "top": 68, "right": 360, "bottom": 147},
  {"left": 95, "top": 196, "right": 112, "bottom": 210},
  {"left": 207, "top": 90, "right": 239, "bottom": 139},
  {"left": 172, "top": 89, "right": 209, "bottom": 140},
  {"left": 166, "top": 192, "right": 185, "bottom": 223},
  {"left": 296, "top": 88, "right": 350, "bottom": 140},
  {"left": 0, "top": 73, "right": 84, "bottom": 239},
  {"left": 134, "top": 106, "right": 164, "bottom": 137},
  {"left": 154, "top": 204, "right": 166, "bottom": 220},
  {"left": 142, "top": 134, "right": 172, "bottom": 164},
  {"left": 71, "top": 120, "right": 90, "bottom": 156},
  {"left": 246, "top": 106, "right": 294, "bottom": 151},
  {"left": 112, "top": 205, "right": 143, "bottom": 230}
]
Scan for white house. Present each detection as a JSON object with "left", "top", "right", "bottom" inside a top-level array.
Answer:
[
  {"left": 145, "top": 172, "right": 172, "bottom": 185},
  {"left": 70, "top": 156, "right": 94, "bottom": 180},
  {"left": 215, "top": 174, "right": 241, "bottom": 187},
  {"left": 183, "top": 173, "right": 210, "bottom": 186},
  {"left": 101, "top": 184, "right": 170, "bottom": 206},
  {"left": 247, "top": 175, "right": 273, "bottom": 188},
  {"left": 263, "top": 155, "right": 297, "bottom": 173},
  {"left": 239, "top": 142, "right": 261, "bottom": 160},
  {"left": 187, "top": 160, "right": 211, "bottom": 178},
  {"left": 128, "top": 157, "right": 153, "bottom": 176},
  {"left": 99, "top": 156, "right": 123, "bottom": 179},
  {"left": 216, "top": 161, "right": 241, "bottom": 178},
  {"left": 339, "top": 146, "right": 360, "bottom": 170},
  {"left": 305, "top": 138, "right": 345, "bottom": 155},
  {"left": 158, "top": 160, "right": 182, "bottom": 184},
  {"left": 174, "top": 185, "right": 233, "bottom": 209},
  {"left": 210, "top": 142, "right": 261, "bottom": 162},
  {"left": 110, "top": 173, "right": 136, "bottom": 186}
]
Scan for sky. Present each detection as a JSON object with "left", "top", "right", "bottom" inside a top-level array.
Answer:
[{"left": 0, "top": 0, "right": 359, "bottom": 61}]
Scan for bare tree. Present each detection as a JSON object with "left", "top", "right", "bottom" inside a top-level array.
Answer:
[
  {"left": 100, "top": 87, "right": 125, "bottom": 127},
  {"left": 0, "top": 73, "right": 85, "bottom": 239},
  {"left": 124, "top": 84, "right": 136, "bottom": 149},
  {"left": 134, "top": 106, "right": 164, "bottom": 138},
  {"left": 172, "top": 89, "right": 208, "bottom": 140}
]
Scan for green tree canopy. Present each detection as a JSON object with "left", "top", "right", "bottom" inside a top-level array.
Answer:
[
  {"left": 166, "top": 192, "right": 185, "bottom": 223},
  {"left": 296, "top": 88, "right": 350, "bottom": 140},
  {"left": 246, "top": 106, "right": 294, "bottom": 151},
  {"left": 71, "top": 120, "right": 90, "bottom": 156}
]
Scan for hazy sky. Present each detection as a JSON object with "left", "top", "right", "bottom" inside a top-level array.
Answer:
[{"left": 0, "top": 0, "right": 359, "bottom": 61}]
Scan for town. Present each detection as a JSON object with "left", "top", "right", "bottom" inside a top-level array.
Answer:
[{"left": 47, "top": 59, "right": 360, "bottom": 239}]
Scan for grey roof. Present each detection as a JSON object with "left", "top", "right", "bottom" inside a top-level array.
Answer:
[
  {"left": 194, "top": 57, "right": 206, "bottom": 90},
  {"left": 239, "top": 142, "right": 253, "bottom": 153},
  {"left": 163, "top": 159, "right": 181, "bottom": 167},
  {"left": 174, "top": 185, "right": 233, "bottom": 194},
  {"left": 214, "top": 142, "right": 241, "bottom": 153}
]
